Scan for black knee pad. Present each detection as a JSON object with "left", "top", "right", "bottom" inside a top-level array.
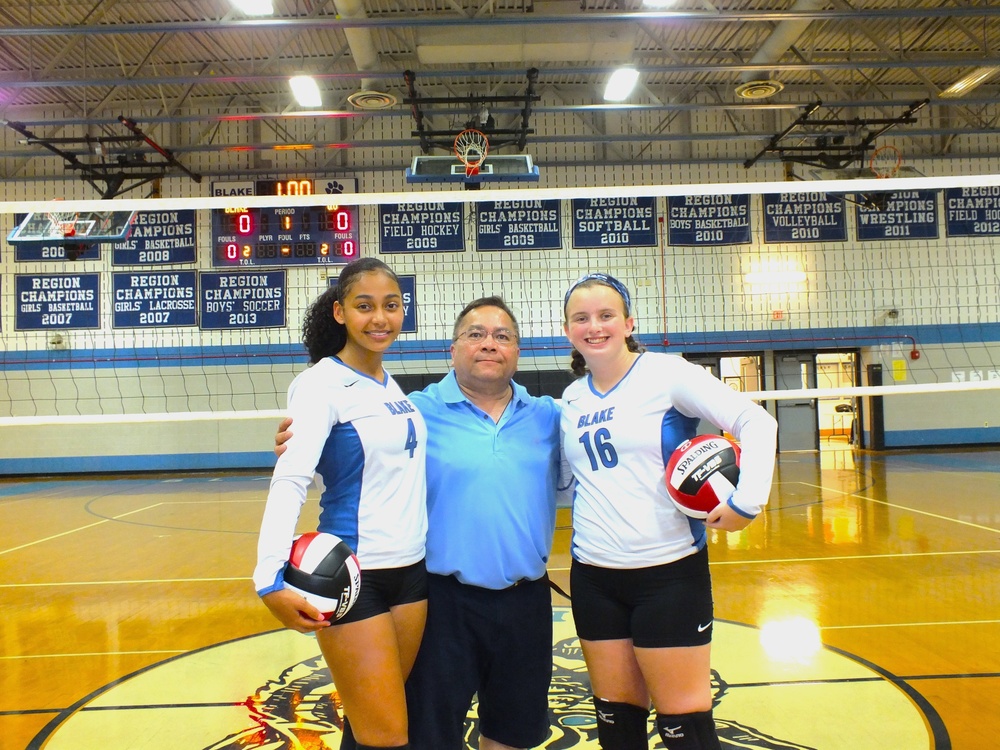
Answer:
[
  {"left": 594, "top": 697, "right": 650, "bottom": 750},
  {"left": 655, "top": 710, "right": 721, "bottom": 750}
]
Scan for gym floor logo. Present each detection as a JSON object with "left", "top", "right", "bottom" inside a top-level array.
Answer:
[
  {"left": 202, "top": 639, "right": 809, "bottom": 750},
  {"left": 463, "top": 636, "right": 813, "bottom": 750},
  {"left": 36, "top": 606, "right": 937, "bottom": 749},
  {"left": 200, "top": 641, "right": 808, "bottom": 750}
]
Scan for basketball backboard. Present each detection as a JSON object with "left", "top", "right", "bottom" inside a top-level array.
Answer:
[
  {"left": 7, "top": 210, "right": 136, "bottom": 244},
  {"left": 808, "top": 165, "right": 925, "bottom": 181},
  {"left": 405, "top": 154, "right": 540, "bottom": 187},
  {"left": 806, "top": 165, "right": 926, "bottom": 211}
]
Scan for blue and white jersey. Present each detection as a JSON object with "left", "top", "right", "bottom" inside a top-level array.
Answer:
[
  {"left": 254, "top": 357, "right": 427, "bottom": 595},
  {"left": 561, "top": 352, "right": 776, "bottom": 569}
]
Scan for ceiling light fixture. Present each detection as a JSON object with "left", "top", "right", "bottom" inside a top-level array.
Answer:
[
  {"left": 939, "top": 66, "right": 1000, "bottom": 98},
  {"left": 735, "top": 79, "right": 785, "bottom": 100},
  {"left": 289, "top": 76, "right": 323, "bottom": 108},
  {"left": 604, "top": 67, "right": 640, "bottom": 102},
  {"left": 230, "top": 0, "right": 274, "bottom": 16},
  {"left": 641, "top": 0, "right": 680, "bottom": 7}
]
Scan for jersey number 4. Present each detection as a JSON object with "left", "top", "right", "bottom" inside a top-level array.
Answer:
[
  {"left": 404, "top": 417, "right": 418, "bottom": 458},
  {"left": 579, "top": 428, "right": 619, "bottom": 470}
]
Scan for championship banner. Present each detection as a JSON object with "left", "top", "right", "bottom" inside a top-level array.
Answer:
[
  {"left": 763, "top": 192, "right": 847, "bottom": 243},
  {"left": 476, "top": 200, "right": 561, "bottom": 251},
  {"left": 15, "top": 273, "right": 100, "bottom": 330},
  {"left": 199, "top": 270, "right": 286, "bottom": 329},
  {"left": 380, "top": 202, "right": 465, "bottom": 253},
  {"left": 398, "top": 274, "right": 418, "bottom": 333},
  {"left": 667, "top": 194, "right": 751, "bottom": 246},
  {"left": 855, "top": 190, "right": 939, "bottom": 241},
  {"left": 571, "top": 197, "right": 657, "bottom": 248},
  {"left": 111, "top": 209, "right": 197, "bottom": 265},
  {"left": 944, "top": 186, "right": 1000, "bottom": 237},
  {"left": 112, "top": 271, "right": 198, "bottom": 328}
]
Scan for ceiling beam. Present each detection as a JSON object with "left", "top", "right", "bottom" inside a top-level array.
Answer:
[
  {"left": 3, "top": 7, "right": 1000, "bottom": 37},
  {"left": 3, "top": 56, "right": 1000, "bottom": 91}
]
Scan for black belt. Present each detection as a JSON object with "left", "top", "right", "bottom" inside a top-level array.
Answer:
[
  {"left": 444, "top": 573, "right": 539, "bottom": 591},
  {"left": 441, "top": 573, "right": 571, "bottom": 600},
  {"left": 505, "top": 577, "right": 532, "bottom": 589}
]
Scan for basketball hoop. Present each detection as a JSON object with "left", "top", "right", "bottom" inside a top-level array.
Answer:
[
  {"left": 870, "top": 145, "right": 902, "bottom": 179},
  {"left": 454, "top": 129, "right": 489, "bottom": 177},
  {"left": 48, "top": 211, "right": 79, "bottom": 238}
]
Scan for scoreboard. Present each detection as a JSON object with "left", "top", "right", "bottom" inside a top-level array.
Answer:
[{"left": 210, "top": 178, "right": 360, "bottom": 267}]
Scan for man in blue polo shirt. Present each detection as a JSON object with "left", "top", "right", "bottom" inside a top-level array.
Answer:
[
  {"left": 276, "top": 295, "right": 566, "bottom": 750},
  {"left": 405, "top": 296, "right": 564, "bottom": 750}
]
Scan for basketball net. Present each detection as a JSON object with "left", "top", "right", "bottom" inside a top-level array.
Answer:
[
  {"left": 47, "top": 199, "right": 79, "bottom": 237},
  {"left": 48, "top": 213, "right": 80, "bottom": 237},
  {"left": 454, "top": 129, "right": 489, "bottom": 177},
  {"left": 870, "top": 144, "right": 902, "bottom": 179}
]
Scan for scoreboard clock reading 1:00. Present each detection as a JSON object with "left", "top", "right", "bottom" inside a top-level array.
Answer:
[{"left": 210, "top": 179, "right": 360, "bottom": 267}]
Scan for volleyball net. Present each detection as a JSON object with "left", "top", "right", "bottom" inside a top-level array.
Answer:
[{"left": 1, "top": 171, "right": 999, "bottom": 469}]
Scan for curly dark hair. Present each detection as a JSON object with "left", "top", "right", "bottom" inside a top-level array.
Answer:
[{"left": 302, "top": 258, "right": 400, "bottom": 364}]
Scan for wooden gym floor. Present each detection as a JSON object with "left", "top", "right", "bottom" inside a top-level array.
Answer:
[{"left": 1, "top": 442, "right": 998, "bottom": 749}]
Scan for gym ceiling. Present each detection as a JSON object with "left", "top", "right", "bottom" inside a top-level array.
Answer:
[{"left": 1, "top": 0, "right": 998, "bottom": 185}]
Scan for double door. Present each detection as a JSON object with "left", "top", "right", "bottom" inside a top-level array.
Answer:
[{"left": 688, "top": 351, "right": 860, "bottom": 452}]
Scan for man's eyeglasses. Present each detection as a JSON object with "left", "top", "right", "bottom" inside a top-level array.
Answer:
[{"left": 455, "top": 326, "right": 518, "bottom": 346}]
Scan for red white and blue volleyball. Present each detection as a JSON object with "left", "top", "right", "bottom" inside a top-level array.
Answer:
[
  {"left": 283, "top": 532, "right": 361, "bottom": 621},
  {"left": 665, "top": 435, "right": 741, "bottom": 519}
]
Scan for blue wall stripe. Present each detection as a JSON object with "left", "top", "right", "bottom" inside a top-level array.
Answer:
[{"left": 4, "top": 323, "right": 998, "bottom": 372}]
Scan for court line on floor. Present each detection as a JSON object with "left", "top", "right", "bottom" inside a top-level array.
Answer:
[
  {"left": 0, "top": 577, "right": 248, "bottom": 588},
  {"left": 820, "top": 619, "right": 1000, "bottom": 630},
  {"left": 800, "top": 481, "right": 1000, "bottom": 533},
  {"left": 0, "top": 503, "right": 165, "bottom": 556},
  {"left": 551, "top": 548, "right": 998, "bottom": 569},
  {"left": 715, "top": 548, "right": 999, "bottom": 565},
  {"left": 0, "top": 650, "right": 186, "bottom": 661}
]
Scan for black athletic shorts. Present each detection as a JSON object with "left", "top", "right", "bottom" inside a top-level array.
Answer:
[
  {"left": 335, "top": 558, "right": 428, "bottom": 625},
  {"left": 406, "top": 573, "right": 553, "bottom": 750},
  {"left": 570, "top": 546, "right": 713, "bottom": 648}
]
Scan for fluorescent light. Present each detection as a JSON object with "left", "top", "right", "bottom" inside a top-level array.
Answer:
[
  {"left": 230, "top": 0, "right": 273, "bottom": 15},
  {"left": 642, "top": 0, "right": 680, "bottom": 7},
  {"left": 604, "top": 67, "right": 640, "bottom": 102},
  {"left": 939, "top": 66, "right": 1000, "bottom": 98},
  {"left": 289, "top": 76, "right": 323, "bottom": 108}
]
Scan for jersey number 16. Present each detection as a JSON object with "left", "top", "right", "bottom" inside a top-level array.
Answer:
[{"left": 579, "top": 428, "right": 619, "bottom": 470}]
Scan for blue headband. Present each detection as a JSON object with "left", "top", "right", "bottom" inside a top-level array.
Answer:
[{"left": 564, "top": 273, "right": 632, "bottom": 315}]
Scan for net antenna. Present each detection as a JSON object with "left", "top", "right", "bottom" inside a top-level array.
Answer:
[{"left": 455, "top": 129, "right": 489, "bottom": 177}]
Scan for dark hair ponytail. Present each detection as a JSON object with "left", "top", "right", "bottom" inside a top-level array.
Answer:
[
  {"left": 569, "top": 336, "right": 644, "bottom": 376},
  {"left": 302, "top": 258, "right": 400, "bottom": 364},
  {"left": 303, "top": 286, "right": 344, "bottom": 363}
]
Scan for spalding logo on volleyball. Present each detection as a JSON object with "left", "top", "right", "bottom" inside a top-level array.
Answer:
[{"left": 665, "top": 434, "right": 741, "bottom": 519}]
